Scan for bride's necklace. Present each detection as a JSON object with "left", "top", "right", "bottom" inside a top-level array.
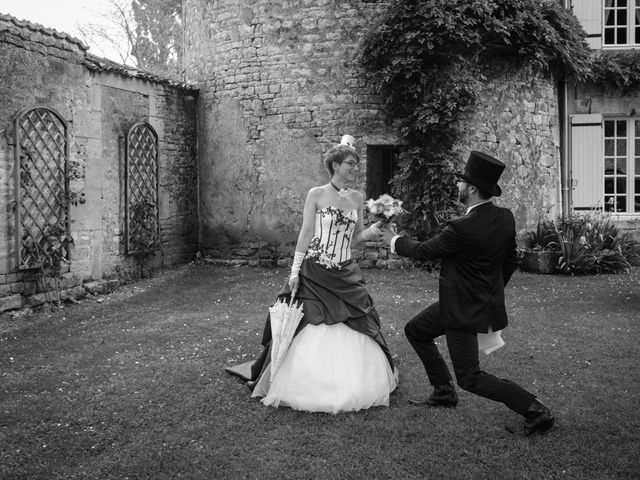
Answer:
[{"left": 330, "top": 181, "right": 349, "bottom": 199}]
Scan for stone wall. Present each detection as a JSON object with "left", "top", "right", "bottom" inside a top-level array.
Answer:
[
  {"left": 0, "top": 14, "right": 199, "bottom": 312},
  {"left": 185, "top": 0, "right": 395, "bottom": 259},
  {"left": 460, "top": 65, "right": 562, "bottom": 233},
  {"left": 184, "top": 0, "right": 562, "bottom": 261}
]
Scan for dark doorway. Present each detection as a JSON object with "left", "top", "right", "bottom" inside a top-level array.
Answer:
[{"left": 366, "top": 145, "right": 400, "bottom": 199}]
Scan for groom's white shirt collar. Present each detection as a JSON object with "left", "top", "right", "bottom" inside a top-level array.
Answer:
[
  {"left": 390, "top": 200, "right": 493, "bottom": 253},
  {"left": 465, "top": 199, "right": 492, "bottom": 214}
]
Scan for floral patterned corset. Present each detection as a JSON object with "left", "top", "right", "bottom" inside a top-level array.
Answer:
[{"left": 306, "top": 207, "right": 357, "bottom": 269}]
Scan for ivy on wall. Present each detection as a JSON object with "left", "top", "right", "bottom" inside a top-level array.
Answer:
[
  {"left": 590, "top": 50, "right": 640, "bottom": 93},
  {"left": 360, "top": 0, "right": 594, "bottom": 238}
]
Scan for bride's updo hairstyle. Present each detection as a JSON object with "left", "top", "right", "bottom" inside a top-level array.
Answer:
[{"left": 323, "top": 143, "right": 360, "bottom": 176}]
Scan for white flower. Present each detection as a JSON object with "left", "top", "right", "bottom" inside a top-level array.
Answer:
[
  {"left": 383, "top": 205, "right": 395, "bottom": 218},
  {"left": 365, "top": 194, "right": 405, "bottom": 221}
]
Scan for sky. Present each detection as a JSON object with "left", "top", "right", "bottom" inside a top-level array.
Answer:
[{"left": 0, "top": 0, "right": 123, "bottom": 62}]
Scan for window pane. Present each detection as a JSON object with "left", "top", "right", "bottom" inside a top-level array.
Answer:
[
  {"left": 635, "top": 157, "right": 640, "bottom": 171},
  {"left": 605, "top": 120, "right": 615, "bottom": 137},
  {"left": 618, "top": 9, "right": 628, "bottom": 24},
  {"left": 605, "top": 28, "right": 616, "bottom": 46},
  {"left": 605, "top": 178, "right": 614, "bottom": 193},
  {"left": 617, "top": 196, "right": 627, "bottom": 211},
  {"left": 618, "top": 27, "right": 628, "bottom": 44},
  {"left": 617, "top": 120, "right": 627, "bottom": 136},
  {"left": 636, "top": 177, "right": 640, "bottom": 193},
  {"left": 605, "top": 139, "right": 615, "bottom": 156},
  {"left": 635, "top": 120, "right": 640, "bottom": 137},
  {"left": 635, "top": 195, "right": 640, "bottom": 212},
  {"left": 605, "top": 196, "right": 614, "bottom": 211},
  {"left": 605, "top": 0, "right": 615, "bottom": 8},
  {"left": 617, "top": 177, "right": 627, "bottom": 193},
  {"left": 605, "top": 157, "right": 615, "bottom": 172},
  {"left": 620, "top": 0, "right": 628, "bottom": 7},
  {"left": 617, "top": 158, "right": 627, "bottom": 174},
  {"left": 635, "top": 140, "right": 640, "bottom": 154},
  {"left": 605, "top": 10, "right": 616, "bottom": 27},
  {"left": 616, "top": 139, "right": 627, "bottom": 155}
]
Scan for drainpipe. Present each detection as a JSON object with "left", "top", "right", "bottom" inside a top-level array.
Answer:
[
  {"left": 559, "top": 80, "right": 570, "bottom": 218},
  {"left": 559, "top": 0, "right": 571, "bottom": 218}
]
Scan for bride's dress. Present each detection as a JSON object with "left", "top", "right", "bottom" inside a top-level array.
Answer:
[{"left": 251, "top": 206, "right": 397, "bottom": 413}]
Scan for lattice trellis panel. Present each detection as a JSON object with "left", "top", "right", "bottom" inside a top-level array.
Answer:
[
  {"left": 14, "top": 107, "right": 69, "bottom": 269},
  {"left": 125, "top": 122, "right": 159, "bottom": 254}
]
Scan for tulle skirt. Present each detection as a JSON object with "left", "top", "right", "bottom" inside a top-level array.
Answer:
[{"left": 252, "top": 322, "right": 396, "bottom": 414}]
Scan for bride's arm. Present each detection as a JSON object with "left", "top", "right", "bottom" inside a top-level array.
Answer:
[
  {"left": 351, "top": 191, "right": 380, "bottom": 246},
  {"left": 293, "top": 188, "right": 319, "bottom": 254},
  {"left": 288, "top": 188, "right": 319, "bottom": 292}
]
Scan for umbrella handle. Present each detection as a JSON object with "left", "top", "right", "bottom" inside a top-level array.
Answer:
[{"left": 289, "top": 287, "right": 298, "bottom": 307}]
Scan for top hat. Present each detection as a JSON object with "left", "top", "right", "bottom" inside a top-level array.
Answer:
[{"left": 455, "top": 151, "right": 505, "bottom": 197}]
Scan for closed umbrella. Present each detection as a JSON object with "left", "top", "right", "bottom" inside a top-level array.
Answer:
[{"left": 269, "top": 295, "right": 304, "bottom": 381}]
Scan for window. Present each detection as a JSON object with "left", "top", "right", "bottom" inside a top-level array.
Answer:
[
  {"left": 603, "top": 118, "right": 640, "bottom": 212},
  {"left": 603, "top": 0, "right": 640, "bottom": 46},
  {"left": 365, "top": 145, "right": 400, "bottom": 200},
  {"left": 570, "top": 115, "right": 640, "bottom": 214}
]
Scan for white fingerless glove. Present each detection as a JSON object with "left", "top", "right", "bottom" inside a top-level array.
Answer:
[
  {"left": 290, "top": 251, "right": 305, "bottom": 279},
  {"left": 369, "top": 223, "right": 383, "bottom": 236}
]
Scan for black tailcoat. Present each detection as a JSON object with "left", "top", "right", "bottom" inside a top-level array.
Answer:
[{"left": 395, "top": 202, "right": 518, "bottom": 333}]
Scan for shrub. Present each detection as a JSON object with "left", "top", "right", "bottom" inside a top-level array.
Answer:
[
  {"left": 525, "top": 218, "right": 556, "bottom": 250},
  {"left": 527, "top": 214, "right": 640, "bottom": 274}
]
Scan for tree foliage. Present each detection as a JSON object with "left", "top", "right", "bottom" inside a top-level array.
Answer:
[
  {"left": 76, "top": 0, "right": 138, "bottom": 66},
  {"left": 361, "top": 0, "right": 593, "bottom": 238},
  {"left": 131, "top": 0, "right": 183, "bottom": 80},
  {"left": 77, "top": 0, "right": 182, "bottom": 80}
]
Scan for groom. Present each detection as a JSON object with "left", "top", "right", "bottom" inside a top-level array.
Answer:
[{"left": 381, "top": 151, "right": 554, "bottom": 435}]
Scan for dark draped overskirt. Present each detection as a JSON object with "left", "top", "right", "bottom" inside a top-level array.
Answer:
[{"left": 249, "top": 258, "right": 394, "bottom": 381}]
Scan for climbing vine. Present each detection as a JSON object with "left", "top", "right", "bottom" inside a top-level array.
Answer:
[
  {"left": 128, "top": 197, "right": 160, "bottom": 276},
  {"left": 590, "top": 50, "right": 640, "bottom": 93},
  {"left": 360, "top": 0, "right": 593, "bottom": 238}
]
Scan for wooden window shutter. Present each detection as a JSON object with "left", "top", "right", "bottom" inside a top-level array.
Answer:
[
  {"left": 571, "top": 114, "right": 604, "bottom": 211},
  {"left": 572, "top": 0, "right": 602, "bottom": 49}
]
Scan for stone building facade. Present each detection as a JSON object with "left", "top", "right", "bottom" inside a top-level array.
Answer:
[
  {"left": 0, "top": 14, "right": 198, "bottom": 312},
  {"left": 2, "top": 1, "right": 638, "bottom": 311},
  {"left": 183, "top": 0, "right": 564, "bottom": 263}
]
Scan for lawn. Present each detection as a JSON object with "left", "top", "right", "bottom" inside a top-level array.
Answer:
[{"left": 1, "top": 263, "right": 639, "bottom": 479}]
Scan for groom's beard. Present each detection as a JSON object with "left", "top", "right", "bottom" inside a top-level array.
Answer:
[{"left": 458, "top": 185, "right": 469, "bottom": 205}]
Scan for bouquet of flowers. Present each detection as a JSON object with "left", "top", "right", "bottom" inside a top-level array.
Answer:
[{"left": 365, "top": 194, "right": 405, "bottom": 224}]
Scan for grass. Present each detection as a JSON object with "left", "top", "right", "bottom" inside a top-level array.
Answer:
[{"left": 1, "top": 263, "right": 639, "bottom": 480}]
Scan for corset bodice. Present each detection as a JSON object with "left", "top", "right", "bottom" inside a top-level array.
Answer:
[{"left": 306, "top": 207, "right": 357, "bottom": 268}]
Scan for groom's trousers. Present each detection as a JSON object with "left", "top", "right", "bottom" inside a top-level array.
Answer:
[{"left": 405, "top": 302, "right": 535, "bottom": 416}]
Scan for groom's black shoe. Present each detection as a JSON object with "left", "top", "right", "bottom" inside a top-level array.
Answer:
[
  {"left": 524, "top": 399, "right": 555, "bottom": 435},
  {"left": 409, "top": 383, "right": 458, "bottom": 408}
]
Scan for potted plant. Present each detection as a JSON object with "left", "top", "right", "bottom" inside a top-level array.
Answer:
[{"left": 519, "top": 219, "right": 559, "bottom": 274}]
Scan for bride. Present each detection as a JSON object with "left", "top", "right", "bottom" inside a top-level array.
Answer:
[{"left": 248, "top": 137, "right": 397, "bottom": 413}]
